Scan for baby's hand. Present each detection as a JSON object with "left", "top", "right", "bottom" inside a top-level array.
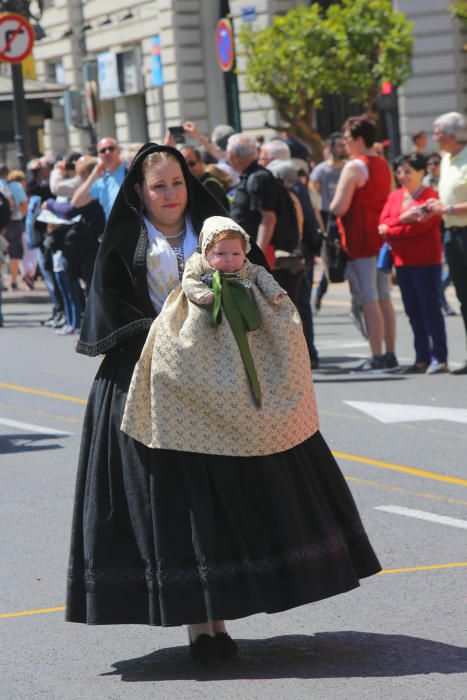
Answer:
[
  {"left": 273, "top": 292, "right": 287, "bottom": 305},
  {"left": 199, "top": 292, "right": 215, "bottom": 305}
]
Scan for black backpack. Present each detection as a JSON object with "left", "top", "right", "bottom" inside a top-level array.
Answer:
[
  {"left": 271, "top": 178, "right": 299, "bottom": 252},
  {"left": 247, "top": 169, "right": 299, "bottom": 252},
  {"left": 0, "top": 191, "right": 11, "bottom": 230}
]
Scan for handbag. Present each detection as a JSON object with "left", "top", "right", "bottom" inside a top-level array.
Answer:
[
  {"left": 377, "top": 242, "right": 393, "bottom": 273},
  {"left": 321, "top": 216, "right": 347, "bottom": 283}
]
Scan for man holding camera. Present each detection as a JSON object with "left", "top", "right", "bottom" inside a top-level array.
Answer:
[{"left": 72, "top": 138, "right": 125, "bottom": 220}]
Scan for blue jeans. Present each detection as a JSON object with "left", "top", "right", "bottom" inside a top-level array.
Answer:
[
  {"left": 36, "top": 248, "right": 58, "bottom": 308},
  {"left": 396, "top": 264, "right": 447, "bottom": 363},
  {"left": 54, "top": 270, "right": 81, "bottom": 329}
]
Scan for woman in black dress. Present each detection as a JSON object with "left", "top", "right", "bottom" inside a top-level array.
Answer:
[{"left": 66, "top": 143, "right": 381, "bottom": 661}]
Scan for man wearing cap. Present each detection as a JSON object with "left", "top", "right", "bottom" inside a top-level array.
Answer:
[
  {"left": 72, "top": 137, "right": 125, "bottom": 219},
  {"left": 426, "top": 111, "right": 467, "bottom": 374}
]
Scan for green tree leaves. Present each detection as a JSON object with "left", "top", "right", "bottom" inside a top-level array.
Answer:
[{"left": 238, "top": 0, "right": 413, "bottom": 153}]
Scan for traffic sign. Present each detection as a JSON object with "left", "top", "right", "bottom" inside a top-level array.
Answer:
[
  {"left": 216, "top": 18, "right": 234, "bottom": 72},
  {"left": 0, "top": 13, "right": 35, "bottom": 64}
]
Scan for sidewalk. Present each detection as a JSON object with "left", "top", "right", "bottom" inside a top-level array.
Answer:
[{"left": 2, "top": 279, "right": 50, "bottom": 305}]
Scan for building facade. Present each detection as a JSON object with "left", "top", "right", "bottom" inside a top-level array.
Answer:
[
  {"left": 395, "top": 0, "right": 467, "bottom": 153},
  {"left": 5, "top": 0, "right": 467, "bottom": 158}
]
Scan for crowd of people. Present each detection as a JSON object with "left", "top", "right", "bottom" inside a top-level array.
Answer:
[{"left": 0, "top": 112, "right": 466, "bottom": 375}]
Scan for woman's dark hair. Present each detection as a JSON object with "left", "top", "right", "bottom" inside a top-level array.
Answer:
[
  {"left": 342, "top": 114, "right": 376, "bottom": 147},
  {"left": 393, "top": 153, "right": 427, "bottom": 173}
]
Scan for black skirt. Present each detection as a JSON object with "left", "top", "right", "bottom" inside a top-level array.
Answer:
[{"left": 66, "top": 335, "right": 381, "bottom": 626}]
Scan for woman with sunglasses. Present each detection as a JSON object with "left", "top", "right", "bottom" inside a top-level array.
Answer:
[
  {"left": 71, "top": 137, "right": 126, "bottom": 220},
  {"left": 66, "top": 143, "right": 381, "bottom": 662}
]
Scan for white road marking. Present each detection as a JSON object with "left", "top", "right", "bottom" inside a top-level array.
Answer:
[
  {"left": 345, "top": 401, "right": 467, "bottom": 425},
  {"left": 375, "top": 505, "right": 467, "bottom": 530},
  {"left": 316, "top": 341, "right": 368, "bottom": 350},
  {"left": 0, "top": 417, "right": 72, "bottom": 436}
]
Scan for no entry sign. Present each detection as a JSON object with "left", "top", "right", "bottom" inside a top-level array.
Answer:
[
  {"left": 0, "top": 13, "right": 35, "bottom": 64},
  {"left": 216, "top": 18, "right": 234, "bottom": 72}
]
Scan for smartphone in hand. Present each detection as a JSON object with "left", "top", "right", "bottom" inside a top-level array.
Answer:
[{"left": 168, "top": 126, "right": 185, "bottom": 144}]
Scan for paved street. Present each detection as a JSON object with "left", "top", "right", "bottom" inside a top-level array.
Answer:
[{"left": 1, "top": 280, "right": 467, "bottom": 700}]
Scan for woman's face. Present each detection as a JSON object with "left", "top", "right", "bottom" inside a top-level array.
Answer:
[
  {"left": 136, "top": 158, "right": 188, "bottom": 233},
  {"left": 396, "top": 162, "right": 424, "bottom": 190}
]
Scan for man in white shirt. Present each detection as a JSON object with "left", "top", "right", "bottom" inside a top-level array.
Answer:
[{"left": 426, "top": 111, "right": 467, "bottom": 374}]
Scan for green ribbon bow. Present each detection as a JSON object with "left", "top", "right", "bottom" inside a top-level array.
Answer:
[{"left": 210, "top": 270, "right": 262, "bottom": 407}]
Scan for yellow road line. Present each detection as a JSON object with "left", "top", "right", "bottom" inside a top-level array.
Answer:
[
  {"left": 3, "top": 561, "right": 466, "bottom": 620},
  {"left": 1, "top": 382, "right": 466, "bottom": 488},
  {"left": 333, "top": 451, "right": 467, "bottom": 488},
  {"left": 346, "top": 475, "right": 467, "bottom": 507},
  {"left": 0, "top": 605, "right": 65, "bottom": 619},
  {"left": 0, "top": 401, "right": 81, "bottom": 425},
  {"left": 0, "top": 382, "right": 87, "bottom": 405},
  {"left": 379, "top": 562, "right": 467, "bottom": 575}
]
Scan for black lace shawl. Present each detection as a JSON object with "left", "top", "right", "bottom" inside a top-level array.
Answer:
[{"left": 76, "top": 143, "right": 267, "bottom": 356}]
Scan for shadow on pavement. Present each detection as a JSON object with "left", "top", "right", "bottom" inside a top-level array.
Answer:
[
  {"left": 105, "top": 631, "right": 467, "bottom": 682},
  {"left": 0, "top": 433, "right": 68, "bottom": 454}
]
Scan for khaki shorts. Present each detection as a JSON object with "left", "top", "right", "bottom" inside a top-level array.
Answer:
[{"left": 345, "top": 256, "right": 391, "bottom": 304}]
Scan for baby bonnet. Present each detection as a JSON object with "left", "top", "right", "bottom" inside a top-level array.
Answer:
[{"left": 199, "top": 216, "right": 251, "bottom": 256}]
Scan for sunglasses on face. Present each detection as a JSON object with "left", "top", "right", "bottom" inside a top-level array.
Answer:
[
  {"left": 186, "top": 160, "right": 197, "bottom": 167},
  {"left": 99, "top": 145, "right": 116, "bottom": 154}
]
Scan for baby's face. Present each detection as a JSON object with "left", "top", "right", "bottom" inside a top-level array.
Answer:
[{"left": 206, "top": 237, "right": 245, "bottom": 273}]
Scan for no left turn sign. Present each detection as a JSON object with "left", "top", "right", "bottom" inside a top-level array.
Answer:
[{"left": 0, "top": 13, "right": 35, "bottom": 64}]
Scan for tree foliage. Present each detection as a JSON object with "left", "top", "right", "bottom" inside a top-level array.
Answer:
[
  {"left": 239, "top": 0, "right": 413, "bottom": 156},
  {"left": 448, "top": 0, "right": 467, "bottom": 22}
]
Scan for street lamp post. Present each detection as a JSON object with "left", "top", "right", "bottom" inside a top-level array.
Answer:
[{"left": 10, "top": 62, "right": 31, "bottom": 170}]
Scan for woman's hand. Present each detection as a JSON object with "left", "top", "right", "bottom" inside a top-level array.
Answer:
[
  {"left": 378, "top": 224, "right": 388, "bottom": 236},
  {"left": 164, "top": 131, "right": 177, "bottom": 148},
  {"left": 183, "top": 121, "right": 202, "bottom": 141},
  {"left": 400, "top": 206, "right": 425, "bottom": 224},
  {"left": 424, "top": 198, "right": 445, "bottom": 215}
]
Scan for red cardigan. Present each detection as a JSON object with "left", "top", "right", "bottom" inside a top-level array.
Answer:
[{"left": 378, "top": 187, "right": 442, "bottom": 267}]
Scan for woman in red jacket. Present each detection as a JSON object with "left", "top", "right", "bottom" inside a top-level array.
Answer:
[{"left": 378, "top": 153, "right": 448, "bottom": 374}]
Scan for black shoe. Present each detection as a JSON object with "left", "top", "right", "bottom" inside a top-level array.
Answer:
[
  {"left": 215, "top": 633, "right": 238, "bottom": 660},
  {"left": 189, "top": 634, "right": 217, "bottom": 662},
  {"left": 403, "top": 362, "right": 428, "bottom": 374},
  {"left": 358, "top": 355, "right": 386, "bottom": 371},
  {"left": 383, "top": 351, "right": 399, "bottom": 371},
  {"left": 310, "top": 356, "right": 319, "bottom": 370},
  {"left": 451, "top": 362, "right": 467, "bottom": 375}
]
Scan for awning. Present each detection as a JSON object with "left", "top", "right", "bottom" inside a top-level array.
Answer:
[{"left": 0, "top": 75, "right": 66, "bottom": 102}]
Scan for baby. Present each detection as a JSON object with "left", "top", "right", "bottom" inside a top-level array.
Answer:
[
  {"left": 121, "top": 215, "right": 318, "bottom": 458},
  {"left": 181, "top": 216, "right": 287, "bottom": 310}
]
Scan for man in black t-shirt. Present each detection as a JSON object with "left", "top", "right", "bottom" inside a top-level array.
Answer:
[
  {"left": 180, "top": 145, "right": 230, "bottom": 211},
  {"left": 226, "top": 134, "right": 277, "bottom": 254}
]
